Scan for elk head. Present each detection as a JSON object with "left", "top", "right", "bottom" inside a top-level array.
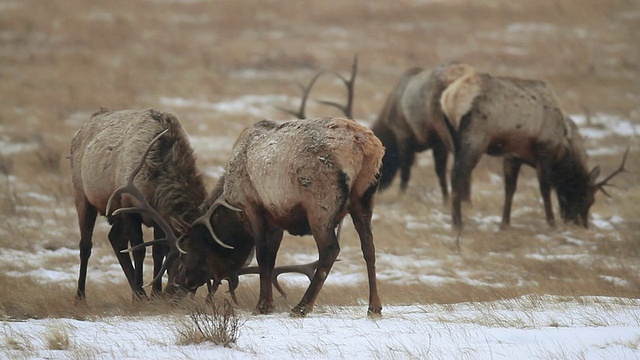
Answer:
[{"left": 556, "top": 148, "right": 628, "bottom": 227}]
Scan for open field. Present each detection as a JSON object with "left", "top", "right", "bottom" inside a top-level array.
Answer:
[{"left": 1, "top": 0, "right": 639, "bottom": 358}]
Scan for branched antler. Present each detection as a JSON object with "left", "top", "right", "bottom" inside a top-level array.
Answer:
[
  {"left": 275, "top": 71, "right": 324, "bottom": 119},
  {"left": 191, "top": 196, "right": 241, "bottom": 250},
  {"left": 595, "top": 147, "right": 629, "bottom": 197},
  {"left": 317, "top": 54, "right": 358, "bottom": 119}
]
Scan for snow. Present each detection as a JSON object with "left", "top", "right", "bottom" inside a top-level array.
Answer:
[{"left": 3, "top": 297, "right": 640, "bottom": 359}]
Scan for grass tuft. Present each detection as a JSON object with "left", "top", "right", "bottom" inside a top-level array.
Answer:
[{"left": 175, "top": 299, "right": 243, "bottom": 347}]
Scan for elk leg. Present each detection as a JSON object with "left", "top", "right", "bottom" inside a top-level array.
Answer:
[
  {"left": 398, "top": 139, "right": 416, "bottom": 193},
  {"left": 535, "top": 151, "right": 556, "bottom": 228},
  {"left": 123, "top": 214, "right": 146, "bottom": 298},
  {"left": 108, "top": 217, "right": 147, "bottom": 300},
  {"left": 432, "top": 136, "right": 450, "bottom": 204},
  {"left": 251, "top": 213, "right": 281, "bottom": 314},
  {"left": 75, "top": 198, "right": 98, "bottom": 301},
  {"left": 501, "top": 156, "right": 522, "bottom": 229},
  {"left": 450, "top": 145, "right": 484, "bottom": 231},
  {"left": 349, "top": 182, "right": 382, "bottom": 317},
  {"left": 290, "top": 224, "right": 340, "bottom": 318},
  {"left": 152, "top": 226, "right": 169, "bottom": 296}
]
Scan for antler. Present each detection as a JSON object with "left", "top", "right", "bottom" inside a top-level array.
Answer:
[
  {"left": 317, "top": 54, "right": 358, "bottom": 119},
  {"left": 224, "top": 260, "right": 319, "bottom": 302},
  {"left": 275, "top": 71, "right": 324, "bottom": 119},
  {"left": 191, "top": 196, "right": 241, "bottom": 250},
  {"left": 106, "top": 130, "right": 175, "bottom": 245},
  {"left": 105, "top": 129, "right": 183, "bottom": 286},
  {"left": 595, "top": 147, "right": 629, "bottom": 197}
]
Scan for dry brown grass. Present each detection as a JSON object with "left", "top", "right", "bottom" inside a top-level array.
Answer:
[{"left": 0, "top": 0, "right": 639, "bottom": 319}]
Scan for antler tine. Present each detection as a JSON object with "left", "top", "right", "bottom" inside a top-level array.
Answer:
[
  {"left": 191, "top": 196, "right": 241, "bottom": 250},
  {"left": 595, "top": 147, "right": 629, "bottom": 195},
  {"left": 317, "top": 54, "right": 358, "bottom": 119},
  {"left": 275, "top": 70, "right": 324, "bottom": 119},
  {"left": 143, "top": 249, "right": 180, "bottom": 288}
]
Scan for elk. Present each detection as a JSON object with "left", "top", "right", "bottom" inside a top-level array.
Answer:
[
  {"left": 440, "top": 67, "right": 628, "bottom": 232},
  {"left": 371, "top": 61, "right": 473, "bottom": 203},
  {"left": 126, "top": 116, "right": 384, "bottom": 317},
  {"left": 69, "top": 108, "right": 209, "bottom": 300}
]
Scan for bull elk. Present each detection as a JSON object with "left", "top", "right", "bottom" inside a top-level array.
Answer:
[
  {"left": 69, "top": 108, "right": 209, "bottom": 300},
  {"left": 126, "top": 116, "right": 384, "bottom": 317},
  {"left": 371, "top": 62, "right": 474, "bottom": 203},
  {"left": 440, "top": 66, "right": 628, "bottom": 232}
]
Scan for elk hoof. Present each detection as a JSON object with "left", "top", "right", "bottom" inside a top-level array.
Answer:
[
  {"left": 290, "top": 304, "right": 310, "bottom": 317},
  {"left": 367, "top": 306, "right": 382, "bottom": 318},
  {"left": 254, "top": 303, "right": 274, "bottom": 315}
]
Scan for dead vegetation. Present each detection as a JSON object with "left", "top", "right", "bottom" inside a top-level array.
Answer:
[{"left": 0, "top": 0, "right": 638, "bottom": 319}]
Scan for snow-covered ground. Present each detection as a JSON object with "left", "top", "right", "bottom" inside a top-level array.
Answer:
[{"left": 3, "top": 296, "right": 640, "bottom": 359}]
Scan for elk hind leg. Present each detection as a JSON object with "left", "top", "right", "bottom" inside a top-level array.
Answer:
[
  {"left": 432, "top": 136, "right": 450, "bottom": 204},
  {"left": 451, "top": 146, "right": 484, "bottom": 231},
  {"left": 349, "top": 182, "right": 382, "bottom": 316},
  {"left": 75, "top": 198, "right": 98, "bottom": 301}
]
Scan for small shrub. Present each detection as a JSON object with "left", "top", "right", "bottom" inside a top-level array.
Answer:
[
  {"left": 45, "top": 321, "right": 71, "bottom": 350},
  {"left": 175, "top": 299, "right": 243, "bottom": 347}
]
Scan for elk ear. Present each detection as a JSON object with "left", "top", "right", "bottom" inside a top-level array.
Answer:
[
  {"left": 589, "top": 166, "right": 601, "bottom": 184},
  {"left": 170, "top": 217, "right": 190, "bottom": 235}
]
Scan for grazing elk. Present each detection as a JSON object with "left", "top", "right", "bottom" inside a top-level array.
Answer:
[
  {"left": 440, "top": 67, "right": 628, "bottom": 232},
  {"left": 127, "top": 116, "right": 384, "bottom": 317},
  {"left": 371, "top": 61, "right": 473, "bottom": 203}
]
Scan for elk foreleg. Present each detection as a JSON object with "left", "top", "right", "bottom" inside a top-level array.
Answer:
[
  {"left": 501, "top": 156, "right": 522, "bottom": 229},
  {"left": 398, "top": 139, "right": 416, "bottom": 193},
  {"left": 536, "top": 163, "right": 556, "bottom": 228},
  {"left": 253, "top": 215, "right": 283, "bottom": 314},
  {"left": 290, "top": 223, "right": 340, "bottom": 317},
  {"left": 75, "top": 198, "right": 98, "bottom": 302},
  {"left": 108, "top": 216, "right": 147, "bottom": 300},
  {"left": 152, "top": 226, "right": 169, "bottom": 296},
  {"left": 123, "top": 214, "right": 146, "bottom": 298}
]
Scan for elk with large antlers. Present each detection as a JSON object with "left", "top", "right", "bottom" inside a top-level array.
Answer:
[
  {"left": 130, "top": 116, "right": 384, "bottom": 317},
  {"left": 69, "top": 108, "right": 209, "bottom": 300},
  {"left": 440, "top": 67, "right": 628, "bottom": 232}
]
